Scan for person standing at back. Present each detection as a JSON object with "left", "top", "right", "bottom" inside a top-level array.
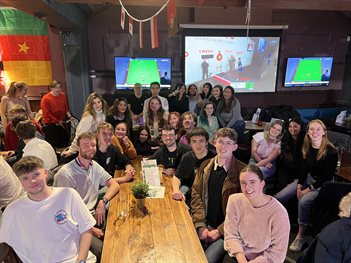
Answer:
[{"left": 41, "top": 80, "right": 71, "bottom": 148}]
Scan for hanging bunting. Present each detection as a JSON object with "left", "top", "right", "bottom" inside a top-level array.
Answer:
[
  {"left": 167, "top": 0, "right": 178, "bottom": 37},
  {"left": 128, "top": 17, "right": 133, "bottom": 35},
  {"left": 150, "top": 16, "right": 159, "bottom": 49},
  {"left": 139, "top": 22, "right": 143, "bottom": 48},
  {"left": 120, "top": 7, "right": 126, "bottom": 29}
]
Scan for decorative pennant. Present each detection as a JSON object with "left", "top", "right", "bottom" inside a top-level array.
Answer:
[
  {"left": 139, "top": 21, "right": 143, "bottom": 48},
  {"left": 150, "top": 16, "right": 158, "bottom": 49},
  {"left": 167, "top": 0, "right": 178, "bottom": 37},
  {"left": 128, "top": 17, "right": 133, "bottom": 35},
  {"left": 120, "top": 7, "right": 125, "bottom": 29}
]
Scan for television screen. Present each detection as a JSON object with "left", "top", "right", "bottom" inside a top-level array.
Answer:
[
  {"left": 114, "top": 57, "right": 172, "bottom": 89},
  {"left": 184, "top": 36, "right": 280, "bottom": 93},
  {"left": 284, "top": 57, "right": 333, "bottom": 87}
]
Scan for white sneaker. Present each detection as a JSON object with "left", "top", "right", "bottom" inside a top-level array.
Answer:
[{"left": 289, "top": 236, "right": 305, "bottom": 252}]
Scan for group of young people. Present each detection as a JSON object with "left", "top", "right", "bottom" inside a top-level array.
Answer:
[{"left": 0, "top": 79, "right": 348, "bottom": 263}]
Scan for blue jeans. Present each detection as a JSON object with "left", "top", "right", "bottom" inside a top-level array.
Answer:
[
  {"left": 249, "top": 158, "right": 276, "bottom": 179},
  {"left": 275, "top": 179, "right": 299, "bottom": 204},
  {"left": 205, "top": 238, "right": 226, "bottom": 263},
  {"left": 298, "top": 189, "right": 320, "bottom": 225}
]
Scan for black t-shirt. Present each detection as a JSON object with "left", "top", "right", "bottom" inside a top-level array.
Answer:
[
  {"left": 94, "top": 144, "right": 132, "bottom": 175},
  {"left": 207, "top": 166, "right": 227, "bottom": 229},
  {"left": 150, "top": 143, "right": 191, "bottom": 169},
  {"left": 176, "top": 150, "right": 215, "bottom": 187},
  {"left": 128, "top": 94, "right": 147, "bottom": 115}
]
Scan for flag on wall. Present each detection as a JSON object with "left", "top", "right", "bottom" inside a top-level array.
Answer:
[
  {"left": 150, "top": 16, "right": 158, "bottom": 49},
  {"left": 139, "top": 22, "right": 143, "bottom": 48},
  {"left": 0, "top": 8, "right": 52, "bottom": 86},
  {"left": 167, "top": 0, "right": 178, "bottom": 37},
  {"left": 128, "top": 17, "right": 133, "bottom": 35},
  {"left": 120, "top": 7, "right": 125, "bottom": 29}
]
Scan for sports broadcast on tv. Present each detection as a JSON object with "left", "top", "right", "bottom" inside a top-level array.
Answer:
[
  {"left": 114, "top": 57, "right": 172, "bottom": 89},
  {"left": 184, "top": 36, "right": 280, "bottom": 93},
  {"left": 284, "top": 57, "right": 333, "bottom": 87}
]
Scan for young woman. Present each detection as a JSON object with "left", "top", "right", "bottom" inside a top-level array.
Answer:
[
  {"left": 168, "top": 83, "right": 189, "bottom": 114},
  {"left": 250, "top": 120, "right": 283, "bottom": 179},
  {"left": 216, "top": 86, "right": 245, "bottom": 141},
  {"left": 111, "top": 122, "right": 137, "bottom": 160},
  {"left": 144, "top": 97, "right": 168, "bottom": 143},
  {"left": 61, "top": 92, "right": 107, "bottom": 157},
  {"left": 187, "top": 84, "right": 201, "bottom": 114},
  {"left": 289, "top": 119, "right": 337, "bottom": 252},
  {"left": 197, "top": 101, "right": 219, "bottom": 143},
  {"left": 200, "top": 82, "right": 213, "bottom": 100},
  {"left": 41, "top": 80, "right": 71, "bottom": 147},
  {"left": 223, "top": 164, "right": 290, "bottom": 263},
  {"left": 0, "top": 81, "right": 34, "bottom": 128},
  {"left": 208, "top": 84, "right": 223, "bottom": 111},
  {"left": 275, "top": 118, "right": 306, "bottom": 203},
  {"left": 106, "top": 97, "right": 133, "bottom": 133},
  {"left": 133, "top": 126, "right": 155, "bottom": 156}
]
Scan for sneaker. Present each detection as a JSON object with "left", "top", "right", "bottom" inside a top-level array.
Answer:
[{"left": 289, "top": 236, "right": 305, "bottom": 252}]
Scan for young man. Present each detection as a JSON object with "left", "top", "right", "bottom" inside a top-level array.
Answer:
[
  {"left": 172, "top": 127, "right": 215, "bottom": 201},
  {"left": 0, "top": 156, "right": 96, "bottom": 263},
  {"left": 0, "top": 157, "right": 25, "bottom": 223},
  {"left": 16, "top": 120, "right": 58, "bottom": 173},
  {"left": 95, "top": 122, "right": 135, "bottom": 182},
  {"left": 142, "top": 81, "right": 169, "bottom": 121},
  {"left": 150, "top": 125, "right": 191, "bottom": 176},
  {"left": 191, "top": 128, "right": 246, "bottom": 263},
  {"left": 127, "top": 83, "right": 147, "bottom": 125}
]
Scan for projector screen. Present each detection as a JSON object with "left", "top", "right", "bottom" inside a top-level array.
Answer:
[
  {"left": 184, "top": 36, "right": 280, "bottom": 93},
  {"left": 284, "top": 57, "right": 333, "bottom": 87}
]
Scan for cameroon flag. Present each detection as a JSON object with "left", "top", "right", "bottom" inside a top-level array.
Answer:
[{"left": 0, "top": 8, "right": 52, "bottom": 86}]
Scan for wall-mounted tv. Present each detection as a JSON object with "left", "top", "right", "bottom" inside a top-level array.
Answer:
[
  {"left": 184, "top": 36, "right": 281, "bottom": 93},
  {"left": 284, "top": 57, "right": 333, "bottom": 87},
  {"left": 114, "top": 57, "right": 172, "bottom": 89}
]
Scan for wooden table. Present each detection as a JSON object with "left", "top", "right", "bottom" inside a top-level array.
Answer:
[
  {"left": 245, "top": 120, "right": 267, "bottom": 132},
  {"left": 336, "top": 152, "right": 351, "bottom": 182},
  {"left": 101, "top": 158, "right": 207, "bottom": 263}
]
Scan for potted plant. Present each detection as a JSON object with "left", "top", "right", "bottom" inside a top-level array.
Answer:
[{"left": 131, "top": 181, "right": 150, "bottom": 214}]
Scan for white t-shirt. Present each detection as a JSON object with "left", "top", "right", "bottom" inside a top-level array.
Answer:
[
  {"left": 0, "top": 157, "right": 25, "bottom": 210},
  {"left": 0, "top": 187, "right": 96, "bottom": 263},
  {"left": 23, "top": 137, "right": 58, "bottom": 170}
]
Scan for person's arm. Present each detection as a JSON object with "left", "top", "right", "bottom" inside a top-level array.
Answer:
[
  {"left": 251, "top": 139, "right": 262, "bottom": 163},
  {"left": 312, "top": 147, "right": 338, "bottom": 189},
  {"left": 171, "top": 176, "right": 185, "bottom": 200},
  {"left": 190, "top": 161, "right": 208, "bottom": 231},
  {"left": 223, "top": 196, "right": 246, "bottom": 259},
  {"left": 122, "top": 137, "right": 137, "bottom": 159},
  {"left": 0, "top": 96, "right": 9, "bottom": 128},
  {"left": 226, "top": 100, "right": 242, "bottom": 128},
  {"left": 256, "top": 146, "right": 280, "bottom": 167},
  {"left": 23, "top": 97, "right": 34, "bottom": 120},
  {"left": 76, "top": 229, "right": 92, "bottom": 263}
]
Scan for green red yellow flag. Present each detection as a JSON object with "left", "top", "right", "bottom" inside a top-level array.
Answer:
[{"left": 0, "top": 8, "right": 52, "bottom": 86}]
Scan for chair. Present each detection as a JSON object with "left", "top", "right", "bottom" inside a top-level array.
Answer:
[{"left": 327, "top": 130, "right": 351, "bottom": 152}]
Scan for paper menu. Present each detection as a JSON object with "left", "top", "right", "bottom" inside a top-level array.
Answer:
[{"left": 141, "top": 159, "right": 161, "bottom": 186}]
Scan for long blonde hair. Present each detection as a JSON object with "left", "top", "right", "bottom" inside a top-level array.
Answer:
[
  {"left": 82, "top": 92, "right": 107, "bottom": 118},
  {"left": 302, "top": 119, "right": 334, "bottom": 160},
  {"left": 339, "top": 192, "right": 351, "bottom": 218}
]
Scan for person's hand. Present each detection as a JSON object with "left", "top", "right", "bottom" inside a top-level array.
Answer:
[
  {"left": 296, "top": 188, "right": 303, "bottom": 200},
  {"left": 198, "top": 227, "right": 209, "bottom": 241},
  {"left": 1, "top": 151, "right": 15, "bottom": 158},
  {"left": 95, "top": 200, "right": 106, "bottom": 226},
  {"left": 265, "top": 162, "right": 273, "bottom": 169},
  {"left": 92, "top": 227, "right": 104, "bottom": 239},
  {"left": 163, "top": 168, "right": 176, "bottom": 176},
  {"left": 122, "top": 136, "right": 130, "bottom": 147},
  {"left": 300, "top": 188, "right": 311, "bottom": 197},
  {"left": 172, "top": 190, "right": 185, "bottom": 201},
  {"left": 207, "top": 229, "right": 221, "bottom": 243},
  {"left": 61, "top": 150, "right": 72, "bottom": 157},
  {"left": 122, "top": 171, "right": 133, "bottom": 182}
]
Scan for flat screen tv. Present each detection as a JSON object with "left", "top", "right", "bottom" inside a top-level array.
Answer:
[
  {"left": 184, "top": 36, "right": 281, "bottom": 93},
  {"left": 284, "top": 57, "right": 333, "bottom": 87},
  {"left": 114, "top": 57, "right": 172, "bottom": 89}
]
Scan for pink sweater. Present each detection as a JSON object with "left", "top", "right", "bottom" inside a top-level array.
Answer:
[{"left": 224, "top": 193, "right": 290, "bottom": 263}]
